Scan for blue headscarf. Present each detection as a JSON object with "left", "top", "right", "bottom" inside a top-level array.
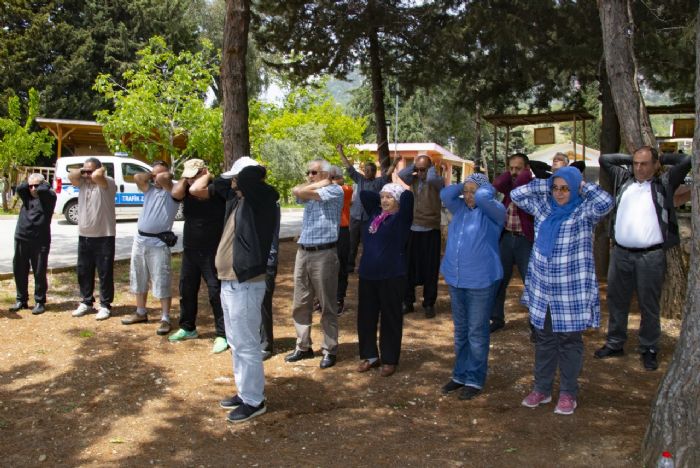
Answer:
[
  {"left": 535, "top": 166, "right": 583, "bottom": 259},
  {"left": 464, "top": 173, "right": 490, "bottom": 188}
]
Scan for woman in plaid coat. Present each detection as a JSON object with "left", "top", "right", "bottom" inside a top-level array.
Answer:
[{"left": 511, "top": 166, "right": 613, "bottom": 415}]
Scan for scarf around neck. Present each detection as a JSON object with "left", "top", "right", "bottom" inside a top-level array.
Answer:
[{"left": 369, "top": 210, "right": 393, "bottom": 234}]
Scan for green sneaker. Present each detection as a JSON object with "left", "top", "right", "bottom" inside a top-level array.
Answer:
[
  {"left": 212, "top": 336, "right": 229, "bottom": 354},
  {"left": 168, "top": 328, "right": 198, "bottom": 342}
]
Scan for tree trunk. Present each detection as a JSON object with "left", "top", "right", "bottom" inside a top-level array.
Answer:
[
  {"left": 368, "top": 27, "right": 390, "bottom": 171},
  {"left": 595, "top": 55, "right": 620, "bottom": 279},
  {"left": 221, "top": 0, "right": 250, "bottom": 169},
  {"left": 642, "top": 6, "right": 700, "bottom": 466},
  {"left": 598, "top": 0, "right": 656, "bottom": 153}
]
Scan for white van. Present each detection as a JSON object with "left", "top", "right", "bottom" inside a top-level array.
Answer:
[{"left": 53, "top": 155, "right": 183, "bottom": 224}]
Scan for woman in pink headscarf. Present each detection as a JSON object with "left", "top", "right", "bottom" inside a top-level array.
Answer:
[{"left": 356, "top": 183, "right": 414, "bottom": 377}]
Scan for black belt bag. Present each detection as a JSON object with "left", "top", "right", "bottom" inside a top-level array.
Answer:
[{"left": 138, "top": 230, "right": 178, "bottom": 247}]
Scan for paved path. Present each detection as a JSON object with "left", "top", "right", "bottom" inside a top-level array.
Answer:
[{"left": 0, "top": 209, "right": 303, "bottom": 276}]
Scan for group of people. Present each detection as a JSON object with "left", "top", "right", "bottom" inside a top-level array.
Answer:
[{"left": 9, "top": 144, "right": 690, "bottom": 422}]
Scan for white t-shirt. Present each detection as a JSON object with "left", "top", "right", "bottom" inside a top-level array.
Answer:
[{"left": 614, "top": 180, "right": 664, "bottom": 248}]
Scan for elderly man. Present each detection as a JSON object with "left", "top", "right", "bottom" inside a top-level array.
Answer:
[
  {"left": 121, "top": 161, "right": 180, "bottom": 335},
  {"left": 595, "top": 147, "right": 691, "bottom": 371},
  {"left": 490, "top": 152, "right": 534, "bottom": 333},
  {"left": 398, "top": 154, "right": 445, "bottom": 318},
  {"left": 213, "top": 157, "right": 279, "bottom": 424},
  {"left": 168, "top": 159, "right": 228, "bottom": 353},
  {"left": 69, "top": 158, "right": 117, "bottom": 320},
  {"left": 285, "top": 159, "right": 344, "bottom": 368},
  {"left": 337, "top": 144, "right": 398, "bottom": 273},
  {"left": 10, "top": 173, "right": 56, "bottom": 314}
]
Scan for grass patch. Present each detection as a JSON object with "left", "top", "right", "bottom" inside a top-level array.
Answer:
[{"left": 78, "top": 330, "right": 94, "bottom": 338}]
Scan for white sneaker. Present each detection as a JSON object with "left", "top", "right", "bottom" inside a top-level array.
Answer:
[
  {"left": 95, "top": 307, "right": 111, "bottom": 321},
  {"left": 72, "top": 303, "right": 93, "bottom": 317}
]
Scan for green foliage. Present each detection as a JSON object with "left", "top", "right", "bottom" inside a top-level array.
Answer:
[
  {"left": 94, "top": 36, "right": 222, "bottom": 171},
  {"left": 250, "top": 85, "right": 366, "bottom": 201},
  {"left": 0, "top": 89, "right": 54, "bottom": 173},
  {"left": 0, "top": 0, "right": 202, "bottom": 119}
]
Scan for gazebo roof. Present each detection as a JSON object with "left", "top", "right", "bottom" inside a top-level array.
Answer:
[
  {"left": 355, "top": 142, "right": 470, "bottom": 165},
  {"left": 482, "top": 110, "right": 595, "bottom": 127}
]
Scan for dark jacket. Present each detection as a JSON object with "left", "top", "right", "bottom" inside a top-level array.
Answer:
[
  {"left": 600, "top": 153, "right": 691, "bottom": 250},
  {"left": 214, "top": 166, "right": 280, "bottom": 283},
  {"left": 15, "top": 181, "right": 57, "bottom": 244},
  {"left": 358, "top": 190, "right": 414, "bottom": 280},
  {"left": 493, "top": 169, "right": 535, "bottom": 242}
]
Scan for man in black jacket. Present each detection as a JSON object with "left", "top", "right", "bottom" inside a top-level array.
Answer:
[
  {"left": 213, "top": 157, "right": 279, "bottom": 424},
  {"left": 594, "top": 148, "right": 691, "bottom": 371},
  {"left": 11, "top": 173, "right": 57, "bottom": 314}
]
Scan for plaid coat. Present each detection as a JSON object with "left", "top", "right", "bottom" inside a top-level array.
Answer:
[{"left": 511, "top": 179, "right": 613, "bottom": 332}]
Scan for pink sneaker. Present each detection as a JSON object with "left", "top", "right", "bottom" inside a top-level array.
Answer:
[
  {"left": 521, "top": 390, "right": 552, "bottom": 408},
  {"left": 554, "top": 393, "right": 577, "bottom": 415}
]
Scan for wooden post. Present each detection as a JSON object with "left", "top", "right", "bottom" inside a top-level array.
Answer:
[
  {"left": 492, "top": 125, "right": 498, "bottom": 180},
  {"left": 505, "top": 125, "right": 510, "bottom": 159},
  {"left": 582, "top": 119, "right": 587, "bottom": 161},
  {"left": 573, "top": 115, "right": 577, "bottom": 161}
]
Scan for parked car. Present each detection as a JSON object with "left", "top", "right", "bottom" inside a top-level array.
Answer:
[{"left": 53, "top": 155, "right": 183, "bottom": 224}]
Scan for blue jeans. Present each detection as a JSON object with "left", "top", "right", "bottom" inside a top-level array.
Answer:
[
  {"left": 449, "top": 281, "right": 499, "bottom": 389},
  {"left": 221, "top": 279, "right": 267, "bottom": 406}
]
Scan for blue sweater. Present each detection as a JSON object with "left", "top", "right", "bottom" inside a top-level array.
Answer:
[
  {"left": 440, "top": 183, "right": 505, "bottom": 289},
  {"left": 358, "top": 190, "right": 414, "bottom": 280}
]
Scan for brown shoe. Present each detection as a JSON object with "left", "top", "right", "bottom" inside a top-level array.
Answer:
[
  {"left": 121, "top": 313, "right": 148, "bottom": 325},
  {"left": 357, "top": 359, "right": 380, "bottom": 373},
  {"left": 380, "top": 364, "right": 397, "bottom": 377},
  {"left": 156, "top": 320, "right": 171, "bottom": 336}
]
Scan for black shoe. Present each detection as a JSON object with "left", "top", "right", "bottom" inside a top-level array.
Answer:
[
  {"left": 402, "top": 303, "right": 414, "bottom": 314},
  {"left": 594, "top": 345, "right": 624, "bottom": 359},
  {"left": 262, "top": 350, "right": 273, "bottom": 361},
  {"left": 642, "top": 349, "right": 658, "bottom": 371},
  {"left": 220, "top": 394, "right": 243, "bottom": 410},
  {"left": 336, "top": 301, "right": 345, "bottom": 316},
  {"left": 31, "top": 303, "right": 45, "bottom": 315},
  {"left": 458, "top": 385, "right": 482, "bottom": 401},
  {"left": 489, "top": 321, "right": 505, "bottom": 333},
  {"left": 424, "top": 305, "right": 436, "bottom": 319},
  {"left": 9, "top": 301, "right": 29, "bottom": 312},
  {"left": 441, "top": 379, "right": 464, "bottom": 395},
  {"left": 284, "top": 348, "right": 314, "bottom": 363},
  {"left": 320, "top": 354, "right": 337, "bottom": 369},
  {"left": 227, "top": 401, "right": 266, "bottom": 423}
]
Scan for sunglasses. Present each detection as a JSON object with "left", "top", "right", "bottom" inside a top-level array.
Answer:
[
  {"left": 29, "top": 183, "right": 40, "bottom": 188},
  {"left": 306, "top": 170, "right": 319, "bottom": 176},
  {"left": 552, "top": 184, "right": 570, "bottom": 193},
  {"left": 80, "top": 169, "right": 94, "bottom": 175}
]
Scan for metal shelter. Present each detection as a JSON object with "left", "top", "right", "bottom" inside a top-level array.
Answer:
[{"left": 482, "top": 110, "right": 595, "bottom": 179}]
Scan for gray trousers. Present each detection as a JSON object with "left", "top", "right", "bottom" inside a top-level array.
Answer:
[
  {"left": 605, "top": 246, "right": 665, "bottom": 351},
  {"left": 292, "top": 248, "right": 339, "bottom": 355},
  {"left": 534, "top": 311, "right": 584, "bottom": 397}
]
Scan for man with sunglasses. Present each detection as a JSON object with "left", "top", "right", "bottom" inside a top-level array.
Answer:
[
  {"left": 398, "top": 154, "right": 445, "bottom": 318},
  {"left": 285, "top": 159, "right": 344, "bottom": 369},
  {"left": 68, "top": 158, "right": 117, "bottom": 320},
  {"left": 10, "top": 173, "right": 56, "bottom": 314}
]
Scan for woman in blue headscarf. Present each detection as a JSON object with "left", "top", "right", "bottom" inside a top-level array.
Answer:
[
  {"left": 511, "top": 166, "right": 613, "bottom": 415},
  {"left": 439, "top": 173, "right": 505, "bottom": 401}
]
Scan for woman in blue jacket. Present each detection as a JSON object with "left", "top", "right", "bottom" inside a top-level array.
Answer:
[
  {"left": 440, "top": 173, "right": 505, "bottom": 400},
  {"left": 356, "top": 183, "right": 414, "bottom": 377}
]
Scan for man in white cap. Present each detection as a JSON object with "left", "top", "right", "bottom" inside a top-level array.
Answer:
[
  {"left": 169, "top": 159, "right": 228, "bottom": 353},
  {"left": 213, "top": 156, "right": 279, "bottom": 424},
  {"left": 121, "top": 160, "right": 180, "bottom": 335},
  {"left": 285, "top": 158, "right": 344, "bottom": 369}
]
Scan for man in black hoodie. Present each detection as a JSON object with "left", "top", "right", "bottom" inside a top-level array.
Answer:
[
  {"left": 213, "top": 157, "right": 279, "bottom": 424},
  {"left": 11, "top": 173, "right": 57, "bottom": 314}
]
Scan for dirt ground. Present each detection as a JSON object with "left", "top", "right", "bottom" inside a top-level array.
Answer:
[{"left": 0, "top": 241, "right": 680, "bottom": 467}]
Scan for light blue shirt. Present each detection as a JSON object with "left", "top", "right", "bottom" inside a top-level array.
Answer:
[
  {"left": 297, "top": 183, "right": 343, "bottom": 246},
  {"left": 136, "top": 184, "right": 180, "bottom": 247}
]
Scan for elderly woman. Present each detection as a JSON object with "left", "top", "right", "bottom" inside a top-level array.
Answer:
[
  {"left": 439, "top": 173, "right": 505, "bottom": 400},
  {"left": 356, "top": 183, "right": 414, "bottom": 377},
  {"left": 511, "top": 166, "right": 613, "bottom": 415}
]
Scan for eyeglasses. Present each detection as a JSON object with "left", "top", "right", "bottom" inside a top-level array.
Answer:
[
  {"left": 80, "top": 169, "right": 93, "bottom": 175},
  {"left": 29, "top": 184, "right": 40, "bottom": 188},
  {"left": 552, "top": 184, "right": 570, "bottom": 193},
  {"left": 306, "top": 170, "right": 319, "bottom": 176}
]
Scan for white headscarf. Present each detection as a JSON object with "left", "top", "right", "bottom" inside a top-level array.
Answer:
[{"left": 380, "top": 183, "right": 405, "bottom": 202}]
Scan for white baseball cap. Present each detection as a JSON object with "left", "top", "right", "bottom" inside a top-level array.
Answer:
[{"left": 221, "top": 156, "right": 260, "bottom": 179}]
